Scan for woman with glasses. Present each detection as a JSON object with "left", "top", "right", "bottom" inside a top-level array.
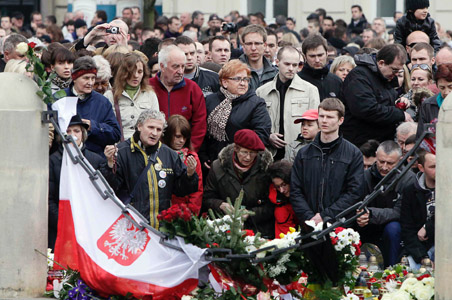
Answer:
[
  {"left": 92, "top": 55, "right": 112, "bottom": 95},
  {"left": 105, "top": 52, "right": 159, "bottom": 140},
  {"left": 203, "top": 129, "right": 275, "bottom": 239},
  {"left": 199, "top": 59, "right": 271, "bottom": 173}
]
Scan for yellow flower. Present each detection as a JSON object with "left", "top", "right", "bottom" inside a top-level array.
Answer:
[
  {"left": 289, "top": 227, "right": 296, "bottom": 233},
  {"left": 279, "top": 233, "right": 285, "bottom": 239},
  {"left": 16, "top": 42, "right": 28, "bottom": 55}
]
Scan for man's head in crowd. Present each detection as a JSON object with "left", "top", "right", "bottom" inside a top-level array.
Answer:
[
  {"left": 405, "top": 31, "right": 430, "bottom": 55},
  {"left": 318, "top": 97, "right": 345, "bottom": 135},
  {"left": 375, "top": 141, "right": 402, "bottom": 177},
  {"left": 45, "top": 15, "right": 57, "bottom": 26},
  {"left": 372, "top": 18, "right": 386, "bottom": 37},
  {"left": 436, "top": 46, "right": 452, "bottom": 66},
  {"left": 361, "top": 29, "right": 377, "bottom": 44},
  {"left": 158, "top": 45, "right": 186, "bottom": 87},
  {"left": 376, "top": 43, "right": 407, "bottom": 82},
  {"left": 92, "top": 10, "right": 107, "bottom": 26},
  {"left": 11, "top": 12, "right": 24, "bottom": 29},
  {"left": 360, "top": 139, "right": 380, "bottom": 170},
  {"left": 417, "top": 149, "right": 436, "bottom": 188},
  {"left": 411, "top": 42, "right": 435, "bottom": 67},
  {"left": 36, "top": 24, "right": 47, "bottom": 37},
  {"left": 208, "top": 14, "right": 222, "bottom": 32},
  {"left": 2, "top": 33, "right": 28, "bottom": 62},
  {"left": 195, "top": 41, "right": 205, "bottom": 64},
  {"left": 180, "top": 12, "right": 192, "bottom": 27},
  {"left": 202, "top": 40, "right": 212, "bottom": 62},
  {"left": 209, "top": 36, "right": 231, "bottom": 65},
  {"left": 192, "top": 11, "right": 204, "bottom": 27},
  {"left": 396, "top": 122, "right": 417, "bottom": 153},
  {"left": 73, "top": 10, "right": 85, "bottom": 21},
  {"left": 268, "top": 160, "right": 292, "bottom": 198},
  {"left": 174, "top": 36, "right": 198, "bottom": 73},
  {"left": 30, "top": 11, "right": 43, "bottom": 27},
  {"left": 122, "top": 7, "right": 133, "bottom": 21},
  {"left": 351, "top": 5, "right": 363, "bottom": 21},
  {"left": 276, "top": 46, "right": 300, "bottom": 83},
  {"left": 394, "top": 11, "right": 403, "bottom": 23},
  {"left": 1, "top": 16, "right": 12, "bottom": 32},
  {"left": 105, "top": 19, "right": 130, "bottom": 46},
  {"left": 136, "top": 110, "right": 167, "bottom": 147},
  {"left": 285, "top": 17, "right": 296, "bottom": 31},
  {"left": 307, "top": 20, "right": 320, "bottom": 35},
  {"left": 322, "top": 16, "right": 334, "bottom": 33},
  {"left": 132, "top": 6, "right": 141, "bottom": 23},
  {"left": 168, "top": 16, "right": 181, "bottom": 33},
  {"left": 141, "top": 27, "right": 155, "bottom": 41},
  {"left": 154, "top": 27, "right": 165, "bottom": 39},
  {"left": 302, "top": 34, "right": 328, "bottom": 70},
  {"left": 241, "top": 24, "right": 267, "bottom": 65},
  {"left": 264, "top": 28, "right": 278, "bottom": 63},
  {"left": 75, "top": 19, "right": 88, "bottom": 38}
]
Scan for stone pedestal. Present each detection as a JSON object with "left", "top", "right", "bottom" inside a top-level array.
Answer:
[
  {"left": 435, "top": 92, "right": 452, "bottom": 299},
  {"left": 0, "top": 73, "right": 48, "bottom": 298}
]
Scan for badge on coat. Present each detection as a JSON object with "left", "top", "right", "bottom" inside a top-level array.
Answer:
[
  {"left": 158, "top": 179, "right": 166, "bottom": 188},
  {"left": 154, "top": 163, "right": 162, "bottom": 171},
  {"left": 159, "top": 170, "right": 167, "bottom": 178}
]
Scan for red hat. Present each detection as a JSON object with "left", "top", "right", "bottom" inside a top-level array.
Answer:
[
  {"left": 234, "top": 129, "right": 265, "bottom": 151},
  {"left": 294, "top": 109, "right": 319, "bottom": 124}
]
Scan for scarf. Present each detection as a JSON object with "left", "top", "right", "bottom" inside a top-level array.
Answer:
[
  {"left": 207, "top": 87, "right": 240, "bottom": 141},
  {"left": 437, "top": 93, "right": 444, "bottom": 108},
  {"left": 125, "top": 84, "right": 140, "bottom": 99},
  {"left": 232, "top": 152, "right": 256, "bottom": 173},
  {"left": 51, "top": 72, "right": 72, "bottom": 89}
]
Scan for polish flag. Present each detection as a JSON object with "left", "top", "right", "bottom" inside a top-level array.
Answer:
[{"left": 54, "top": 146, "right": 207, "bottom": 299}]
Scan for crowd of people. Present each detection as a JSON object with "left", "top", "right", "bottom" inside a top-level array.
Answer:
[{"left": 2, "top": 0, "right": 450, "bottom": 271}]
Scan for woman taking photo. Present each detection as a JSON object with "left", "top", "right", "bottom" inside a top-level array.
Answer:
[
  {"left": 161, "top": 115, "right": 203, "bottom": 215},
  {"left": 200, "top": 59, "right": 271, "bottom": 170},
  {"left": 105, "top": 52, "right": 159, "bottom": 140}
]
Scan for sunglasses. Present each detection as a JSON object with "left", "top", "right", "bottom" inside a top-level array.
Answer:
[
  {"left": 411, "top": 64, "right": 431, "bottom": 72},
  {"left": 407, "top": 42, "right": 417, "bottom": 48}
]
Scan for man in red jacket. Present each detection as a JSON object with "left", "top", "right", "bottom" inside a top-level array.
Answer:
[{"left": 149, "top": 45, "right": 206, "bottom": 152}]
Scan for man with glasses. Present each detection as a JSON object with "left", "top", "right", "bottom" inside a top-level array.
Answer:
[
  {"left": 342, "top": 44, "right": 413, "bottom": 147},
  {"left": 239, "top": 24, "right": 277, "bottom": 91},
  {"left": 257, "top": 46, "right": 320, "bottom": 160}
]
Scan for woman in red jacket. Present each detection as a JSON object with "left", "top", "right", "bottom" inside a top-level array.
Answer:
[{"left": 161, "top": 114, "right": 203, "bottom": 215}]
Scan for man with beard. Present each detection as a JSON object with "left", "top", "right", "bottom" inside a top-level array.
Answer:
[{"left": 257, "top": 46, "right": 319, "bottom": 160}]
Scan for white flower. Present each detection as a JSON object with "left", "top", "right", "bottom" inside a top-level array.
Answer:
[
  {"left": 385, "top": 279, "right": 399, "bottom": 293},
  {"left": 414, "top": 285, "right": 434, "bottom": 300},
  {"left": 422, "top": 276, "right": 434, "bottom": 287},
  {"left": 341, "top": 294, "right": 360, "bottom": 300},
  {"left": 389, "top": 290, "right": 411, "bottom": 300},
  {"left": 47, "top": 248, "right": 54, "bottom": 269},
  {"left": 16, "top": 42, "right": 28, "bottom": 55},
  {"left": 400, "top": 278, "right": 418, "bottom": 291},
  {"left": 380, "top": 294, "right": 392, "bottom": 300},
  {"left": 181, "top": 296, "right": 193, "bottom": 300},
  {"left": 305, "top": 220, "right": 323, "bottom": 232},
  {"left": 335, "top": 244, "right": 344, "bottom": 251},
  {"left": 219, "top": 224, "right": 230, "bottom": 232}
]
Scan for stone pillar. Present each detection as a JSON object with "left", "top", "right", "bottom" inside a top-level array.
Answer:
[
  {"left": 435, "top": 93, "right": 452, "bottom": 299},
  {"left": 0, "top": 73, "right": 48, "bottom": 298}
]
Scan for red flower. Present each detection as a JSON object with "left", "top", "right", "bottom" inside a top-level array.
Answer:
[
  {"left": 243, "top": 229, "right": 255, "bottom": 237},
  {"left": 201, "top": 212, "right": 208, "bottom": 218},
  {"left": 403, "top": 270, "right": 408, "bottom": 276},
  {"left": 212, "top": 243, "right": 219, "bottom": 247},
  {"left": 331, "top": 237, "right": 339, "bottom": 245},
  {"left": 206, "top": 244, "right": 211, "bottom": 248},
  {"left": 28, "top": 42, "right": 36, "bottom": 49},
  {"left": 417, "top": 274, "right": 431, "bottom": 281},
  {"left": 181, "top": 210, "right": 191, "bottom": 221},
  {"left": 334, "top": 227, "right": 345, "bottom": 234},
  {"left": 369, "top": 277, "right": 377, "bottom": 283}
]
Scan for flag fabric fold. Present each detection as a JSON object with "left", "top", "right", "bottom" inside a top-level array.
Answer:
[{"left": 54, "top": 145, "right": 207, "bottom": 299}]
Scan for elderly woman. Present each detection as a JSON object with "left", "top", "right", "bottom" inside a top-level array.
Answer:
[
  {"left": 105, "top": 52, "right": 159, "bottom": 140},
  {"left": 48, "top": 115, "right": 104, "bottom": 248},
  {"left": 50, "top": 46, "right": 75, "bottom": 92},
  {"left": 161, "top": 115, "right": 203, "bottom": 215},
  {"left": 330, "top": 55, "right": 356, "bottom": 81},
  {"left": 203, "top": 129, "right": 275, "bottom": 238},
  {"left": 417, "top": 63, "right": 452, "bottom": 136},
  {"left": 199, "top": 59, "right": 271, "bottom": 170},
  {"left": 92, "top": 55, "right": 112, "bottom": 94},
  {"left": 63, "top": 56, "right": 121, "bottom": 155}
]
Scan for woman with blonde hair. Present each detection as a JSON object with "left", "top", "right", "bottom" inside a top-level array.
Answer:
[
  {"left": 104, "top": 52, "right": 159, "bottom": 140},
  {"left": 329, "top": 55, "right": 357, "bottom": 81}
]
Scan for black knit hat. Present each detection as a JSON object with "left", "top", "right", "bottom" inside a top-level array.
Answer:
[{"left": 405, "top": 0, "right": 430, "bottom": 12}]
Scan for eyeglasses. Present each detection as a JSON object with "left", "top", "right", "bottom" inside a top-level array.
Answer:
[
  {"left": 412, "top": 64, "right": 431, "bottom": 72},
  {"left": 237, "top": 150, "right": 258, "bottom": 157},
  {"left": 299, "top": 61, "right": 304, "bottom": 67},
  {"left": 243, "top": 42, "right": 264, "bottom": 47},
  {"left": 94, "top": 81, "right": 109, "bottom": 88},
  {"left": 228, "top": 77, "right": 251, "bottom": 83},
  {"left": 407, "top": 42, "right": 417, "bottom": 48}
]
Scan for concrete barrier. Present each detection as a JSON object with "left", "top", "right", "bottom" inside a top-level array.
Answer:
[{"left": 0, "top": 73, "right": 48, "bottom": 298}]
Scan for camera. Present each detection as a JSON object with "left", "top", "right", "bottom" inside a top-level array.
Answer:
[
  {"left": 222, "top": 22, "right": 237, "bottom": 33},
  {"left": 106, "top": 26, "right": 119, "bottom": 34}
]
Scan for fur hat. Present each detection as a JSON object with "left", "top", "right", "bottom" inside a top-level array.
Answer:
[
  {"left": 405, "top": 0, "right": 430, "bottom": 12},
  {"left": 72, "top": 56, "right": 97, "bottom": 80}
]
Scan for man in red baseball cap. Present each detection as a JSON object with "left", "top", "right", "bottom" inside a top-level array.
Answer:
[{"left": 285, "top": 109, "right": 320, "bottom": 162}]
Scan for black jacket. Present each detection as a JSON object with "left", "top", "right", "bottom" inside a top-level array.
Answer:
[
  {"left": 290, "top": 133, "right": 364, "bottom": 222},
  {"left": 101, "top": 138, "right": 199, "bottom": 228},
  {"left": 341, "top": 54, "right": 405, "bottom": 147},
  {"left": 416, "top": 93, "right": 439, "bottom": 137},
  {"left": 199, "top": 89, "right": 272, "bottom": 165},
  {"left": 347, "top": 16, "right": 368, "bottom": 35},
  {"left": 362, "top": 164, "right": 416, "bottom": 226},
  {"left": 191, "top": 66, "right": 220, "bottom": 98},
  {"left": 203, "top": 144, "right": 275, "bottom": 238},
  {"left": 394, "top": 13, "right": 441, "bottom": 52},
  {"left": 239, "top": 54, "right": 278, "bottom": 92},
  {"left": 401, "top": 173, "right": 435, "bottom": 263},
  {"left": 48, "top": 145, "right": 104, "bottom": 248},
  {"left": 297, "top": 64, "right": 343, "bottom": 101}
]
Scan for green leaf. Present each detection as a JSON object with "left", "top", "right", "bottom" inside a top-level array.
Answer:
[
  {"left": 36, "top": 91, "right": 45, "bottom": 99},
  {"left": 54, "top": 90, "right": 67, "bottom": 100},
  {"left": 35, "top": 61, "right": 45, "bottom": 77},
  {"left": 43, "top": 86, "right": 52, "bottom": 98},
  {"left": 373, "top": 272, "right": 383, "bottom": 279}
]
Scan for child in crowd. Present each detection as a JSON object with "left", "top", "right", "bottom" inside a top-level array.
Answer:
[
  {"left": 285, "top": 109, "right": 320, "bottom": 163},
  {"left": 394, "top": 0, "right": 441, "bottom": 52}
]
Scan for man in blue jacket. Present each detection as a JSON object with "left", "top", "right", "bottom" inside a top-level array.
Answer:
[{"left": 290, "top": 98, "right": 364, "bottom": 224}]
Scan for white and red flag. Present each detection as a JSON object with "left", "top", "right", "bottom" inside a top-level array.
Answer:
[{"left": 54, "top": 146, "right": 207, "bottom": 299}]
